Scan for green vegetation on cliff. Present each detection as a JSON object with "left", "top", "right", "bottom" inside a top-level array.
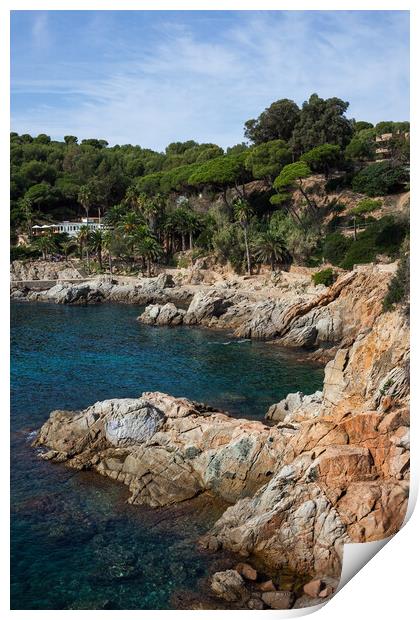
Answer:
[{"left": 10, "top": 93, "right": 409, "bottom": 275}]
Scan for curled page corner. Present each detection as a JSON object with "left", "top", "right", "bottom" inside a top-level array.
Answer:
[
  {"left": 334, "top": 474, "right": 417, "bottom": 597},
  {"left": 338, "top": 536, "right": 392, "bottom": 592},
  {"left": 273, "top": 480, "right": 417, "bottom": 617}
]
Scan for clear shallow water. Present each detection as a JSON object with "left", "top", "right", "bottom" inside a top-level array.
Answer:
[{"left": 11, "top": 302, "right": 324, "bottom": 610}]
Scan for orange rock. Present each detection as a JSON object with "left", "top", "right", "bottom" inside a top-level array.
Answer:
[
  {"left": 256, "top": 580, "right": 276, "bottom": 592},
  {"left": 235, "top": 562, "right": 257, "bottom": 581},
  {"left": 319, "top": 586, "right": 333, "bottom": 598},
  {"left": 303, "top": 579, "right": 323, "bottom": 598}
]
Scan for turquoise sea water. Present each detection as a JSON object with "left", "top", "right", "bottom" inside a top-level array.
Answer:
[{"left": 11, "top": 302, "right": 324, "bottom": 609}]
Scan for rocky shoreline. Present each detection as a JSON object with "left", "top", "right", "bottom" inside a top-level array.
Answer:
[
  {"left": 13, "top": 257, "right": 409, "bottom": 609},
  {"left": 11, "top": 259, "right": 397, "bottom": 361}
]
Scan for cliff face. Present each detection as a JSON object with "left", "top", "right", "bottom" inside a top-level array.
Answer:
[
  {"left": 202, "top": 309, "right": 409, "bottom": 577},
  {"left": 34, "top": 302, "right": 409, "bottom": 581}
]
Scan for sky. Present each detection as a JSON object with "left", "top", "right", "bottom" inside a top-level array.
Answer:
[{"left": 10, "top": 10, "right": 410, "bottom": 152}]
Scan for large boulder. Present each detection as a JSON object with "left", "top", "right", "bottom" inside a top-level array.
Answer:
[
  {"left": 184, "top": 290, "right": 237, "bottom": 325},
  {"left": 40, "top": 282, "right": 104, "bottom": 304},
  {"left": 261, "top": 591, "right": 295, "bottom": 609},
  {"left": 210, "top": 570, "right": 249, "bottom": 603},
  {"left": 139, "top": 303, "right": 185, "bottom": 326}
]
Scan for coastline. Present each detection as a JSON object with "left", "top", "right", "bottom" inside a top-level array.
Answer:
[{"left": 14, "top": 258, "right": 410, "bottom": 609}]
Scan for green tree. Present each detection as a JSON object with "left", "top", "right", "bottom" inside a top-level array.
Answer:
[
  {"left": 103, "top": 229, "right": 118, "bottom": 273},
  {"left": 352, "top": 162, "right": 408, "bottom": 196},
  {"left": 33, "top": 232, "right": 57, "bottom": 260},
  {"left": 245, "top": 139, "right": 291, "bottom": 182},
  {"left": 244, "top": 98, "right": 301, "bottom": 144},
  {"left": 345, "top": 128, "right": 376, "bottom": 162},
  {"left": 290, "top": 94, "right": 354, "bottom": 156},
  {"left": 78, "top": 184, "right": 95, "bottom": 220},
  {"left": 76, "top": 225, "right": 92, "bottom": 270},
  {"left": 34, "top": 133, "right": 51, "bottom": 145},
  {"left": 354, "top": 121, "right": 374, "bottom": 132},
  {"left": 60, "top": 238, "right": 77, "bottom": 258},
  {"left": 17, "top": 195, "right": 35, "bottom": 238},
  {"left": 89, "top": 229, "right": 104, "bottom": 270},
  {"left": 233, "top": 197, "right": 253, "bottom": 275},
  {"left": 253, "top": 230, "right": 291, "bottom": 271},
  {"left": 273, "top": 161, "right": 317, "bottom": 216},
  {"left": 135, "top": 172, "right": 163, "bottom": 196},
  {"left": 188, "top": 153, "right": 250, "bottom": 215},
  {"left": 300, "top": 144, "right": 341, "bottom": 178},
  {"left": 118, "top": 211, "right": 145, "bottom": 235},
  {"left": 134, "top": 232, "right": 163, "bottom": 277}
]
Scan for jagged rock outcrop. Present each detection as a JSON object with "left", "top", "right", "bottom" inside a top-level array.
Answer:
[
  {"left": 200, "top": 309, "right": 409, "bottom": 576},
  {"left": 266, "top": 391, "right": 323, "bottom": 422},
  {"left": 34, "top": 392, "right": 287, "bottom": 507},
  {"left": 135, "top": 264, "right": 397, "bottom": 358},
  {"left": 10, "top": 259, "right": 83, "bottom": 282},
  {"left": 18, "top": 272, "right": 194, "bottom": 306}
]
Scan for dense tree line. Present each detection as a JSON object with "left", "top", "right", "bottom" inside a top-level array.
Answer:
[{"left": 10, "top": 93, "right": 410, "bottom": 276}]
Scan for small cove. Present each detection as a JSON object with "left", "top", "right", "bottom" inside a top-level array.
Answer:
[{"left": 11, "top": 301, "right": 324, "bottom": 609}]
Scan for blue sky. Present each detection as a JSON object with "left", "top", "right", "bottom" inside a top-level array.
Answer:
[{"left": 11, "top": 10, "right": 409, "bottom": 151}]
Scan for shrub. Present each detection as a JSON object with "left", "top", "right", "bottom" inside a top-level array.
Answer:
[
  {"left": 212, "top": 223, "right": 245, "bottom": 272},
  {"left": 176, "top": 254, "right": 190, "bottom": 269},
  {"left": 349, "top": 198, "right": 382, "bottom": 216},
  {"left": 322, "top": 233, "right": 352, "bottom": 265},
  {"left": 312, "top": 268, "right": 336, "bottom": 287},
  {"left": 339, "top": 216, "right": 408, "bottom": 270},
  {"left": 352, "top": 162, "right": 408, "bottom": 197},
  {"left": 269, "top": 212, "right": 320, "bottom": 265},
  {"left": 330, "top": 201, "right": 346, "bottom": 213},
  {"left": 10, "top": 245, "right": 40, "bottom": 261},
  {"left": 383, "top": 238, "right": 409, "bottom": 314}
]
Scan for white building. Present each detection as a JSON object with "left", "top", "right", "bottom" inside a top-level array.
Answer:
[{"left": 32, "top": 218, "right": 104, "bottom": 238}]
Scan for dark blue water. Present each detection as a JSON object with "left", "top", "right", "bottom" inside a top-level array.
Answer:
[{"left": 11, "top": 302, "right": 324, "bottom": 610}]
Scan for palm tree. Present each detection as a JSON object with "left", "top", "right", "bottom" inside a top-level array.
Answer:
[
  {"left": 61, "top": 238, "right": 77, "bottom": 259},
  {"left": 118, "top": 211, "right": 145, "bottom": 236},
  {"left": 163, "top": 211, "right": 179, "bottom": 254},
  {"left": 78, "top": 185, "right": 94, "bottom": 222},
  {"left": 76, "top": 225, "right": 92, "bottom": 271},
  {"left": 33, "top": 233, "right": 57, "bottom": 261},
  {"left": 139, "top": 193, "right": 165, "bottom": 234},
  {"left": 233, "top": 197, "right": 253, "bottom": 275},
  {"left": 253, "top": 231, "right": 291, "bottom": 271},
  {"left": 124, "top": 186, "right": 141, "bottom": 211},
  {"left": 184, "top": 209, "right": 201, "bottom": 250},
  {"left": 89, "top": 229, "right": 104, "bottom": 270},
  {"left": 171, "top": 207, "right": 194, "bottom": 252},
  {"left": 135, "top": 233, "right": 163, "bottom": 277},
  {"left": 102, "top": 229, "right": 114, "bottom": 273}
]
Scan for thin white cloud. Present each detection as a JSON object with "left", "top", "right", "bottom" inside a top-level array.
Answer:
[
  {"left": 31, "top": 12, "right": 50, "bottom": 50},
  {"left": 11, "top": 11, "right": 409, "bottom": 150}
]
